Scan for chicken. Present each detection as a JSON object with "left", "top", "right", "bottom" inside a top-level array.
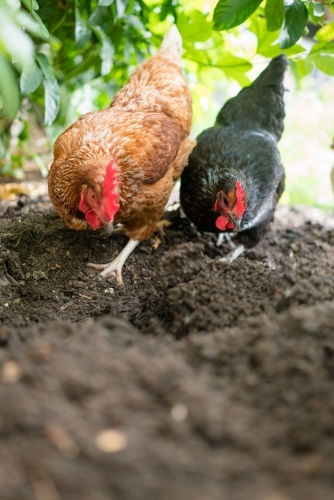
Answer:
[
  {"left": 48, "top": 25, "right": 194, "bottom": 284},
  {"left": 180, "top": 55, "right": 287, "bottom": 260}
]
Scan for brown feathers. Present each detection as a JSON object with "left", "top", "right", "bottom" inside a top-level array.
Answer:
[{"left": 48, "top": 29, "right": 194, "bottom": 240}]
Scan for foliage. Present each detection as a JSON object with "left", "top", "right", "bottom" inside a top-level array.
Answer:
[{"left": 0, "top": 0, "right": 334, "bottom": 176}]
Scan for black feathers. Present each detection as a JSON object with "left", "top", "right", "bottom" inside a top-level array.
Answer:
[{"left": 180, "top": 55, "right": 287, "bottom": 248}]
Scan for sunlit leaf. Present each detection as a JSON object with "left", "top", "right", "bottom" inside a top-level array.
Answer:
[
  {"left": 31, "top": 152, "right": 48, "bottom": 178},
  {"left": 20, "top": 58, "right": 42, "bottom": 94},
  {"left": 21, "top": 0, "right": 39, "bottom": 13},
  {"left": 251, "top": 15, "right": 305, "bottom": 57},
  {"left": 310, "top": 41, "right": 334, "bottom": 56},
  {"left": 184, "top": 48, "right": 212, "bottom": 66},
  {"left": 225, "top": 69, "right": 251, "bottom": 86},
  {"left": 35, "top": 52, "right": 60, "bottom": 125},
  {"left": 279, "top": 0, "right": 308, "bottom": 49},
  {"left": 31, "top": 10, "right": 49, "bottom": 40},
  {"left": 177, "top": 10, "right": 213, "bottom": 43},
  {"left": 311, "top": 2, "right": 325, "bottom": 17},
  {"left": 213, "top": 0, "right": 262, "bottom": 31},
  {"left": 308, "top": 2, "right": 325, "bottom": 24},
  {"left": 0, "top": 55, "right": 20, "bottom": 119},
  {"left": 115, "top": 0, "right": 126, "bottom": 18},
  {"left": 315, "top": 22, "right": 334, "bottom": 42},
  {"left": 289, "top": 58, "right": 314, "bottom": 79},
  {"left": 98, "top": 0, "right": 113, "bottom": 5},
  {"left": 265, "top": 0, "right": 284, "bottom": 32},
  {"left": 0, "top": 10, "right": 34, "bottom": 67},
  {"left": 214, "top": 53, "right": 252, "bottom": 72},
  {"left": 16, "top": 10, "right": 48, "bottom": 40},
  {"left": 312, "top": 54, "right": 334, "bottom": 76}
]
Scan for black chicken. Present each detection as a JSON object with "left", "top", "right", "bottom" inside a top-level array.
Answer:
[{"left": 180, "top": 55, "right": 287, "bottom": 257}]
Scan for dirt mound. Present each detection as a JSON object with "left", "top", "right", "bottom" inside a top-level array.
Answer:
[{"left": 0, "top": 201, "right": 334, "bottom": 499}]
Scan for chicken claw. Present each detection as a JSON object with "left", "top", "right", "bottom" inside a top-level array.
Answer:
[
  {"left": 155, "top": 219, "right": 172, "bottom": 238},
  {"left": 219, "top": 244, "right": 245, "bottom": 264},
  {"left": 87, "top": 239, "right": 139, "bottom": 285},
  {"left": 216, "top": 232, "right": 237, "bottom": 248}
]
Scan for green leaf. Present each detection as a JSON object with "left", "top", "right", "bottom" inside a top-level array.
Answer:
[
  {"left": 177, "top": 11, "right": 213, "bottom": 43},
  {"left": 0, "top": 55, "right": 20, "bottom": 119},
  {"left": 115, "top": 0, "right": 126, "bottom": 19},
  {"left": 225, "top": 69, "right": 251, "bottom": 86},
  {"left": 279, "top": 0, "right": 308, "bottom": 49},
  {"left": 20, "top": 58, "right": 42, "bottom": 94},
  {"left": 214, "top": 53, "right": 252, "bottom": 72},
  {"left": 88, "top": 6, "right": 108, "bottom": 26},
  {"left": 251, "top": 15, "right": 306, "bottom": 58},
  {"left": 289, "top": 58, "right": 314, "bottom": 79},
  {"left": 35, "top": 52, "right": 60, "bottom": 126},
  {"left": 0, "top": 10, "right": 34, "bottom": 67},
  {"left": 21, "top": 0, "right": 39, "bottom": 14},
  {"left": 311, "top": 2, "right": 325, "bottom": 17},
  {"left": 31, "top": 152, "right": 48, "bottom": 178},
  {"left": 75, "top": 7, "right": 91, "bottom": 49},
  {"left": 90, "top": 26, "right": 114, "bottom": 75},
  {"left": 312, "top": 54, "right": 334, "bottom": 76},
  {"left": 21, "top": 0, "right": 49, "bottom": 39},
  {"left": 213, "top": 0, "right": 262, "bottom": 31},
  {"left": 310, "top": 41, "right": 334, "bottom": 55},
  {"left": 265, "top": 0, "right": 284, "bottom": 32},
  {"left": 98, "top": 0, "right": 113, "bottom": 5},
  {"left": 315, "top": 22, "right": 334, "bottom": 42},
  {"left": 308, "top": 2, "right": 325, "bottom": 24},
  {"left": 31, "top": 10, "right": 49, "bottom": 40},
  {"left": 126, "top": 15, "right": 148, "bottom": 34},
  {"left": 184, "top": 48, "right": 212, "bottom": 66}
]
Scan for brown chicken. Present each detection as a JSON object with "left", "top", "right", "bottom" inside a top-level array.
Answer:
[{"left": 48, "top": 25, "right": 194, "bottom": 284}]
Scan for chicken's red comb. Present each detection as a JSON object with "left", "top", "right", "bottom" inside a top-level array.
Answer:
[{"left": 235, "top": 180, "right": 246, "bottom": 217}]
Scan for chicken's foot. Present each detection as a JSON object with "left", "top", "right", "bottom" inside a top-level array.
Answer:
[
  {"left": 216, "top": 232, "right": 236, "bottom": 248},
  {"left": 87, "top": 239, "right": 139, "bottom": 285},
  {"left": 155, "top": 219, "right": 172, "bottom": 238},
  {"left": 219, "top": 244, "right": 245, "bottom": 263}
]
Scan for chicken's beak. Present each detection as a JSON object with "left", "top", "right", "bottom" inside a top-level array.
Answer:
[
  {"left": 103, "top": 220, "right": 114, "bottom": 235},
  {"left": 229, "top": 215, "right": 241, "bottom": 235}
]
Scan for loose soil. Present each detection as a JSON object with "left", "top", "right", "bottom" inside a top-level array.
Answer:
[{"left": 0, "top": 191, "right": 334, "bottom": 500}]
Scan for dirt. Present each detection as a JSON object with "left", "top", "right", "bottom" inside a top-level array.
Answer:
[{"left": 0, "top": 192, "right": 334, "bottom": 500}]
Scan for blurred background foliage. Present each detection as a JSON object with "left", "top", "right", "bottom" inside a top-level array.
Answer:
[{"left": 0, "top": 0, "right": 334, "bottom": 207}]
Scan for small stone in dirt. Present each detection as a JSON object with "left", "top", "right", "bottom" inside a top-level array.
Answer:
[
  {"left": 171, "top": 403, "right": 188, "bottom": 422},
  {"left": 44, "top": 422, "right": 80, "bottom": 459},
  {"left": 290, "top": 242, "right": 301, "bottom": 253},
  {"left": 95, "top": 429, "right": 128, "bottom": 453},
  {"left": 1, "top": 360, "right": 22, "bottom": 383}
]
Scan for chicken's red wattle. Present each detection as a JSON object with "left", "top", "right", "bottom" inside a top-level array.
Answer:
[
  {"left": 85, "top": 210, "right": 103, "bottom": 229},
  {"left": 79, "top": 192, "right": 103, "bottom": 229},
  {"left": 215, "top": 215, "right": 233, "bottom": 231}
]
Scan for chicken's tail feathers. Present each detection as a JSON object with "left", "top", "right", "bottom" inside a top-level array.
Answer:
[
  {"left": 252, "top": 55, "right": 288, "bottom": 90},
  {"left": 158, "top": 25, "right": 182, "bottom": 65},
  {"left": 216, "top": 55, "right": 288, "bottom": 141}
]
